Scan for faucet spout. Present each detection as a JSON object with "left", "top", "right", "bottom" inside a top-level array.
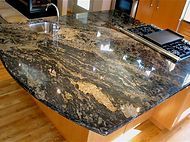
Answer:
[{"left": 46, "top": 3, "right": 60, "bottom": 24}]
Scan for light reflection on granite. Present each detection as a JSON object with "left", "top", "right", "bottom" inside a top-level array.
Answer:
[{"left": 0, "top": 10, "right": 190, "bottom": 135}]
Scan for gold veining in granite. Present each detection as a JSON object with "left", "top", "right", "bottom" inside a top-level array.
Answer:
[{"left": 76, "top": 81, "right": 117, "bottom": 112}]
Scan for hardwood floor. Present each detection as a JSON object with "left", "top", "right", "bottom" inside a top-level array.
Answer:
[
  {"left": 0, "top": 61, "right": 190, "bottom": 142},
  {"left": 0, "top": 62, "right": 65, "bottom": 142}
]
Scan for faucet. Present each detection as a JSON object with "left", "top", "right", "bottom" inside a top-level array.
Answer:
[{"left": 46, "top": 3, "right": 60, "bottom": 24}]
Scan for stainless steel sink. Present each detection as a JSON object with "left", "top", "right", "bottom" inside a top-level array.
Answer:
[{"left": 29, "top": 22, "right": 59, "bottom": 34}]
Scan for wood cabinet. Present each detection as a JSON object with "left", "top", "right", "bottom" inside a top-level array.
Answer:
[
  {"left": 136, "top": 0, "right": 186, "bottom": 30},
  {"left": 151, "top": 86, "right": 190, "bottom": 130},
  {"left": 135, "top": 0, "right": 155, "bottom": 24},
  {"left": 33, "top": 97, "right": 154, "bottom": 142},
  {"left": 178, "top": 20, "right": 190, "bottom": 41}
]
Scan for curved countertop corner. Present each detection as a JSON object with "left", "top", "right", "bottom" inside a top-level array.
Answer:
[{"left": 0, "top": 10, "right": 190, "bottom": 135}]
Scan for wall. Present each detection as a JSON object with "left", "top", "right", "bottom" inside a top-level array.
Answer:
[
  {"left": 67, "top": 0, "right": 112, "bottom": 13},
  {"left": 101, "top": 0, "right": 112, "bottom": 11},
  {"left": 57, "top": 0, "right": 68, "bottom": 15}
]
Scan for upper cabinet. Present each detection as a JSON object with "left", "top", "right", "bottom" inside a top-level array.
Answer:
[
  {"left": 136, "top": 0, "right": 186, "bottom": 31},
  {"left": 135, "top": 0, "right": 155, "bottom": 24}
]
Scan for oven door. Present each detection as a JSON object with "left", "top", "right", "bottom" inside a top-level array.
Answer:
[{"left": 31, "top": 0, "right": 57, "bottom": 9}]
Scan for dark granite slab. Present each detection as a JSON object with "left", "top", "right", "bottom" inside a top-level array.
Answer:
[{"left": 0, "top": 10, "right": 190, "bottom": 135}]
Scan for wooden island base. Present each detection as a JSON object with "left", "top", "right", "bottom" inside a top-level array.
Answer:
[{"left": 32, "top": 86, "right": 190, "bottom": 142}]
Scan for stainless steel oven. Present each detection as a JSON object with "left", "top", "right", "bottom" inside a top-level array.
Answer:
[
  {"left": 6, "top": 0, "right": 57, "bottom": 19},
  {"left": 115, "top": 0, "right": 139, "bottom": 17}
]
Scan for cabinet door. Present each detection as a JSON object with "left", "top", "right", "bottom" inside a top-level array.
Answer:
[
  {"left": 151, "top": 0, "right": 186, "bottom": 30},
  {"left": 151, "top": 86, "right": 190, "bottom": 130},
  {"left": 136, "top": 0, "right": 156, "bottom": 24},
  {"left": 176, "top": 86, "right": 190, "bottom": 124},
  {"left": 178, "top": 20, "right": 190, "bottom": 41}
]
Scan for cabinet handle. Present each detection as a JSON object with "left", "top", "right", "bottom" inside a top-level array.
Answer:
[
  {"left": 150, "top": 0, "right": 154, "bottom": 7},
  {"left": 156, "top": 0, "right": 160, "bottom": 9}
]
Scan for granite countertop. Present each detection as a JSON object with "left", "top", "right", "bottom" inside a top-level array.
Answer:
[{"left": 0, "top": 10, "right": 190, "bottom": 135}]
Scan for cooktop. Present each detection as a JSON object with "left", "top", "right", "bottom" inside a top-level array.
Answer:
[
  {"left": 144, "top": 29, "right": 183, "bottom": 46},
  {"left": 125, "top": 25, "right": 190, "bottom": 61}
]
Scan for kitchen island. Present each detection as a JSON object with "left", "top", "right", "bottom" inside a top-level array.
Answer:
[{"left": 0, "top": 10, "right": 190, "bottom": 142}]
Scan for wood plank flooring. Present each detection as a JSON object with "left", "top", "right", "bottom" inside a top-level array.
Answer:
[
  {"left": 0, "top": 61, "right": 65, "bottom": 142},
  {"left": 0, "top": 61, "right": 190, "bottom": 142}
]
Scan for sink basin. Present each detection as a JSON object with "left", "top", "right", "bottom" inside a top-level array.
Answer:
[{"left": 29, "top": 22, "right": 59, "bottom": 34}]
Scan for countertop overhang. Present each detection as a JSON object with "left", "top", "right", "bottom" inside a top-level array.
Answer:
[{"left": 0, "top": 10, "right": 190, "bottom": 135}]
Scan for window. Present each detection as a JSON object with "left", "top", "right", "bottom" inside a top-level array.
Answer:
[
  {"left": 77, "top": 0, "right": 91, "bottom": 10},
  {"left": 184, "top": 0, "right": 190, "bottom": 22}
]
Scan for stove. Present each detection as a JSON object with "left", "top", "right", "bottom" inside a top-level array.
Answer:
[
  {"left": 124, "top": 25, "right": 190, "bottom": 61},
  {"left": 128, "top": 25, "right": 161, "bottom": 36},
  {"left": 162, "top": 40, "right": 190, "bottom": 58}
]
